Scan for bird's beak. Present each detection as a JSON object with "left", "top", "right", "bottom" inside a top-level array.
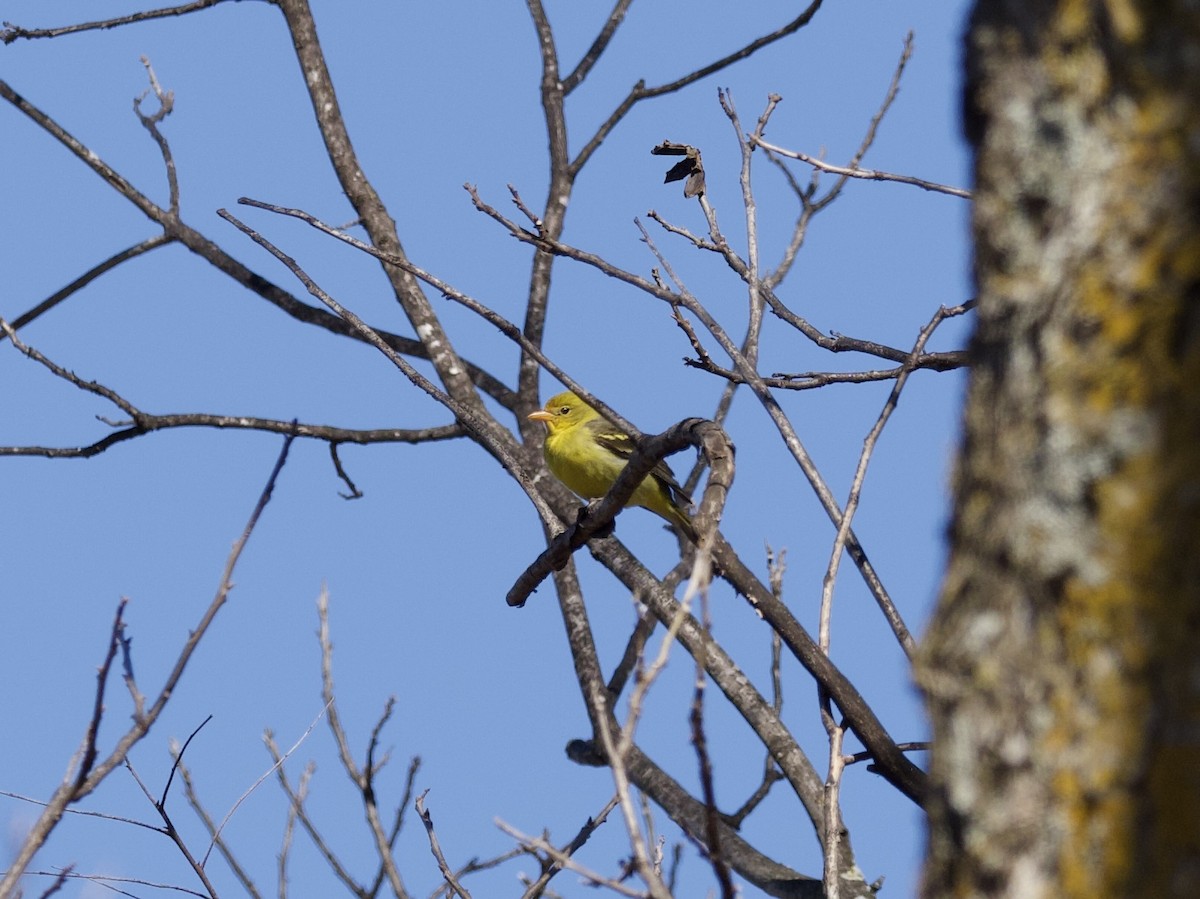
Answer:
[{"left": 527, "top": 410, "right": 554, "bottom": 423}]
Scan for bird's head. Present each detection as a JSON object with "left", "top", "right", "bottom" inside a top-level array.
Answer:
[{"left": 527, "top": 390, "right": 597, "bottom": 434}]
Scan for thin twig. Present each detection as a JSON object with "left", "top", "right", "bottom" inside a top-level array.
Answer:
[
  {"left": 752, "top": 137, "right": 970, "bottom": 199},
  {"left": 176, "top": 756, "right": 264, "bottom": 899},
  {"left": 0, "top": 433, "right": 295, "bottom": 898},
  {"left": 571, "top": 0, "right": 826, "bottom": 174},
  {"left": 134, "top": 57, "right": 180, "bottom": 213},
  {"left": 125, "top": 756, "right": 221, "bottom": 899},
  {"left": 498, "top": 821, "right": 648, "bottom": 899},
  {"left": 1, "top": 316, "right": 466, "bottom": 458},
  {"left": 368, "top": 755, "right": 421, "bottom": 897},
  {"left": 819, "top": 300, "right": 975, "bottom": 661},
  {"left": 216, "top": 207, "right": 542, "bottom": 521},
  {"left": 560, "top": 0, "right": 634, "bottom": 93},
  {"left": 277, "top": 763, "right": 313, "bottom": 899},
  {"left": 1, "top": 0, "right": 231, "bottom": 43},
  {"left": 202, "top": 702, "right": 332, "bottom": 867},
  {"left": 689, "top": 603, "right": 734, "bottom": 898},
  {"left": 160, "top": 717, "right": 212, "bottom": 808},
  {"left": 265, "top": 732, "right": 364, "bottom": 894},
  {"left": 20, "top": 869, "right": 207, "bottom": 899},
  {"left": 0, "top": 79, "right": 516, "bottom": 409},
  {"left": 4, "top": 235, "right": 174, "bottom": 335},
  {"left": 34, "top": 865, "right": 72, "bottom": 899},
  {"left": 516, "top": 795, "right": 620, "bottom": 899},
  {"left": 416, "top": 792, "right": 472, "bottom": 899},
  {"left": 0, "top": 790, "right": 158, "bottom": 832},
  {"left": 316, "top": 588, "right": 410, "bottom": 899},
  {"left": 600, "top": 563, "right": 709, "bottom": 899}
]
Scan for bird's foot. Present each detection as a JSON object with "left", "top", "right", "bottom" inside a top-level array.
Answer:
[{"left": 575, "top": 501, "right": 616, "bottom": 539}]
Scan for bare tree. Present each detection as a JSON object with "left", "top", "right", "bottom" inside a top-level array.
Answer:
[{"left": 2, "top": 2, "right": 969, "bottom": 897}]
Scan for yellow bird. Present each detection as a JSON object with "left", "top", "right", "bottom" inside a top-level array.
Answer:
[{"left": 528, "top": 390, "right": 697, "bottom": 542}]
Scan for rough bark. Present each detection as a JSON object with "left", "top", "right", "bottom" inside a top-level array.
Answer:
[{"left": 918, "top": 2, "right": 1200, "bottom": 897}]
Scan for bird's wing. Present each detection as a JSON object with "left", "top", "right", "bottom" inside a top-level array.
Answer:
[{"left": 589, "top": 422, "right": 694, "bottom": 507}]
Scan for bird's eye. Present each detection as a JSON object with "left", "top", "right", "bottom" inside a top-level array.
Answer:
[{"left": 559, "top": 405, "right": 571, "bottom": 415}]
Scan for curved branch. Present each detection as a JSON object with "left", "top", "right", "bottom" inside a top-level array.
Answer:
[
  {"left": 4, "top": 235, "right": 174, "bottom": 335},
  {"left": 507, "top": 416, "right": 733, "bottom": 607}
]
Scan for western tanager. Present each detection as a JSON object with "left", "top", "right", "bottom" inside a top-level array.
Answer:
[{"left": 528, "top": 390, "right": 696, "bottom": 542}]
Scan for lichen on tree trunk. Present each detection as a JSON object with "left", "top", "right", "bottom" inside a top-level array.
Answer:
[{"left": 917, "top": 3, "right": 1200, "bottom": 897}]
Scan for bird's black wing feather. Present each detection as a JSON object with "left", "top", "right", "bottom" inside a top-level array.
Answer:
[{"left": 591, "top": 425, "right": 694, "bottom": 507}]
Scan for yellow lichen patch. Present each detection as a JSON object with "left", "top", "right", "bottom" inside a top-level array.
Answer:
[
  {"left": 1053, "top": 0, "right": 1095, "bottom": 42},
  {"left": 1103, "top": 0, "right": 1144, "bottom": 44},
  {"left": 1058, "top": 770, "right": 1137, "bottom": 896}
]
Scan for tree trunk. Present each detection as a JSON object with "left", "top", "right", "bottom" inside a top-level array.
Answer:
[{"left": 918, "top": 3, "right": 1200, "bottom": 897}]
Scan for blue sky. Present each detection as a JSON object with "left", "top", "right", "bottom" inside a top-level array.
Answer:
[{"left": 3, "top": 1, "right": 973, "bottom": 896}]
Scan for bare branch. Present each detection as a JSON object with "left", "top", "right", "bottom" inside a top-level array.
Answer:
[
  {"left": 368, "top": 755, "right": 421, "bottom": 898},
  {"left": 1, "top": 0, "right": 234, "bottom": 43},
  {"left": 274, "top": 0, "right": 482, "bottom": 412},
  {"left": 516, "top": 795, "right": 620, "bottom": 899},
  {"left": 819, "top": 708, "right": 847, "bottom": 899},
  {"left": 416, "top": 792, "right": 473, "bottom": 899},
  {"left": 818, "top": 302, "right": 965, "bottom": 663},
  {"left": 725, "top": 551, "right": 787, "bottom": 830},
  {"left": 546, "top": 546, "right": 828, "bottom": 895},
  {"left": 571, "top": 0, "right": 826, "bottom": 173},
  {"left": 498, "top": 820, "right": 649, "bottom": 899},
  {"left": 687, "top": 352, "right": 968, "bottom": 389},
  {"left": 316, "top": 588, "right": 411, "bottom": 899},
  {"left": 33, "top": 865, "right": 72, "bottom": 899},
  {"left": 753, "top": 136, "right": 971, "bottom": 199},
  {"left": 0, "top": 320, "right": 467, "bottom": 459},
  {"left": 20, "top": 868, "right": 208, "bottom": 899},
  {"left": 560, "top": 0, "right": 635, "bottom": 94},
  {"left": 0, "top": 790, "right": 158, "bottom": 833},
  {"left": 277, "top": 762, "right": 313, "bottom": 899},
  {"left": 0, "top": 433, "right": 294, "bottom": 897},
  {"left": 0, "top": 81, "right": 516, "bottom": 408},
  {"left": 177, "top": 758, "right": 264, "bottom": 899},
  {"left": 160, "top": 717, "right": 212, "bottom": 809},
  {"left": 4, "top": 235, "right": 174, "bottom": 335},
  {"left": 125, "top": 754, "right": 221, "bottom": 899},
  {"left": 76, "top": 600, "right": 129, "bottom": 789},
  {"left": 202, "top": 703, "right": 331, "bottom": 868},
  {"left": 133, "top": 57, "right": 180, "bottom": 213},
  {"left": 265, "top": 732, "right": 365, "bottom": 895},
  {"left": 690, "top": 638, "right": 735, "bottom": 899},
  {"left": 473, "top": 184, "right": 969, "bottom": 372},
  {"left": 847, "top": 31, "right": 915, "bottom": 173}
]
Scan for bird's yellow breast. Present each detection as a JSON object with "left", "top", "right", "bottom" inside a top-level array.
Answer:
[{"left": 543, "top": 425, "right": 627, "bottom": 499}]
